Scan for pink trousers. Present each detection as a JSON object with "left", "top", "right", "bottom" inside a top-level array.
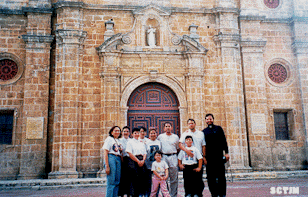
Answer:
[{"left": 150, "top": 175, "right": 171, "bottom": 197}]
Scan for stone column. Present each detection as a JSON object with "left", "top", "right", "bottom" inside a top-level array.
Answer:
[
  {"left": 18, "top": 5, "right": 53, "bottom": 179},
  {"left": 49, "top": 3, "right": 87, "bottom": 178},
  {"left": 214, "top": 3, "right": 250, "bottom": 170},
  {"left": 184, "top": 53, "right": 205, "bottom": 130},
  {"left": 100, "top": 53, "right": 122, "bottom": 134}
]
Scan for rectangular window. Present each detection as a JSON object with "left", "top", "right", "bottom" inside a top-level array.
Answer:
[
  {"left": 0, "top": 110, "right": 14, "bottom": 144},
  {"left": 274, "top": 110, "right": 294, "bottom": 140}
]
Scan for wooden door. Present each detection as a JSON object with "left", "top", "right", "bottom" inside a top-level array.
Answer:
[{"left": 127, "top": 83, "right": 180, "bottom": 136}]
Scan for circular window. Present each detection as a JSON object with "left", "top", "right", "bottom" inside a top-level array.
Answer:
[
  {"left": 264, "top": 0, "right": 280, "bottom": 9},
  {"left": 0, "top": 59, "right": 19, "bottom": 81},
  {"left": 265, "top": 59, "right": 293, "bottom": 87},
  {"left": 268, "top": 63, "right": 287, "bottom": 84},
  {"left": 0, "top": 53, "right": 24, "bottom": 85}
]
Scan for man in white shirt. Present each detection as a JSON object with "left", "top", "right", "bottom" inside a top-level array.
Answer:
[
  {"left": 179, "top": 119, "right": 206, "bottom": 160},
  {"left": 157, "top": 122, "right": 179, "bottom": 197}
]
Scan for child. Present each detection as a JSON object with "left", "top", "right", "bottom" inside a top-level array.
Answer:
[
  {"left": 178, "top": 135, "right": 204, "bottom": 197},
  {"left": 150, "top": 150, "right": 171, "bottom": 197}
]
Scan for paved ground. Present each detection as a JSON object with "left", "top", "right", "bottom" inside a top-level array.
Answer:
[{"left": 0, "top": 178, "right": 307, "bottom": 197}]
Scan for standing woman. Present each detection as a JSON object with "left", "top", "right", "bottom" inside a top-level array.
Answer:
[
  {"left": 103, "top": 126, "right": 122, "bottom": 197},
  {"left": 126, "top": 128, "right": 148, "bottom": 197},
  {"left": 118, "top": 126, "right": 131, "bottom": 197},
  {"left": 145, "top": 128, "right": 162, "bottom": 196}
]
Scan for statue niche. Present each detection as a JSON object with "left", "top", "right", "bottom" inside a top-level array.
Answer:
[{"left": 146, "top": 18, "right": 159, "bottom": 47}]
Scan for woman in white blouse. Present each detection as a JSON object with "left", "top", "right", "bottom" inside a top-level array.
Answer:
[
  {"left": 103, "top": 126, "right": 122, "bottom": 197},
  {"left": 126, "top": 128, "right": 147, "bottom": 197}
]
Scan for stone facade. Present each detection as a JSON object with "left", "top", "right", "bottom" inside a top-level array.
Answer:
[{"left": 0, "top": 0, "right": 307, "bottom": 179}]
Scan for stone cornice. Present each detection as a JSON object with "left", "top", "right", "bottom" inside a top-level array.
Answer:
[
  {"left": 22, "top": 35, "right": 54, "bottom": 43},
  {"left": 0, "top": 7, "right": 53, "bottom": 15},
  {"left": 22, "top": 7, "right": 53, "bottom": 14},
  {"left": 52, "top": 2, "right": 239, "bottom": 15},
  {"left": 240, "top": 15, "right": 308, "bottom": 24}
]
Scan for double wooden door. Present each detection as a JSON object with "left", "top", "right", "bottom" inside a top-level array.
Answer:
[{"left": 127, "top": 83, "right": 180, "bottom": 136}]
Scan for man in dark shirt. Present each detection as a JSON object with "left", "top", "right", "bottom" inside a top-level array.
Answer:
[{"left": 202, "top": 113, "right": 229, "bottom": 197}]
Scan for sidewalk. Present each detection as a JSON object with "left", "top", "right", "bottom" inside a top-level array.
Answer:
[{"left": 0, "top": 170, "right": 307, "bottom": 191}]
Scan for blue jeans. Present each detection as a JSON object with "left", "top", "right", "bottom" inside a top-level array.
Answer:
[{"left": 106, "top": 154, "right": 121, "bottom": 197}]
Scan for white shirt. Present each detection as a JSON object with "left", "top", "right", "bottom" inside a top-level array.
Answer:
[
  {"left": 119, "top": 137, "right": 131, "bottom": 157},
  {"left": 157, "top": 133, "right": 179, "bottom": 154},
  {"left": 102, "top": 136, "right": 121, "bottom": 156},
  {"left": 178, "top": 146, "right": 202, "bottom": 165},
  {"left": 151, "top": 160, "right": 169, "bottom": 176},
  {"left": 180, "top": 129, "right": 205, "bottom": 155},
  {"left": 126, "top": 138, "right": 147, "bottom": 156},
  {"left": 138, "top": 137, "right": 149, "bottom": 146}
]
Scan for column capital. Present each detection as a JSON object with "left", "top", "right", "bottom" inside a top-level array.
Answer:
[
  {"left": 241, "top": 40, "right": 267, "bottom": 53},
  {"left": 56, "top": 29, "right": 87, "bottom": 45},
  {"left": 214, "top": 33, "right": 240, "bottom": 48},
  {"left": 292, "top": 40, "right": 308, "bottom": 54}
]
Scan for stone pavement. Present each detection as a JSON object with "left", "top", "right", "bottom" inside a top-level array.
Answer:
[{"left": 0, "top": 171, "right": 307, "bottom": 196}]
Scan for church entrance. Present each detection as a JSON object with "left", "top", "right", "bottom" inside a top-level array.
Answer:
[{"left": 127, "top": 82, "right": 180, "bottom": 136}]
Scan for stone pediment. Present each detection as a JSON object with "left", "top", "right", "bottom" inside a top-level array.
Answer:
[
  {"left": 96, "top": 4, "right": 207, "bottom": 55},
  {"left": 96, "top": 33, "right": 207, "bottom": 54},
  {"left": 133, "top": 4, "right": 171, "bottom": 16}
]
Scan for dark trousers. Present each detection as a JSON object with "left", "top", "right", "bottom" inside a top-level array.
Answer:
[
  {"left": 128, "top": 156, "right": 148, "bottom": 197},
  {"left": 118, "top": 156, "right": 130, "bottom": 196},
  {"left": 183, "top": 164, "right": 204, "bottom": 197},
  {"left": 206, "top": 162, "right": 226, "bottom": 197}
]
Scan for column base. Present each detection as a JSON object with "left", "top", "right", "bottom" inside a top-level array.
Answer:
[
  {"left": 48, "top": 171, "right": 83, "bottom": 179},
  {"left": 17, "top": 173, "right": 45, "bottom": 180}
]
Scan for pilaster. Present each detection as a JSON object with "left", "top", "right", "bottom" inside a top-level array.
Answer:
[
  {"left": 18, "top": 4, "right": 53, "bottom": 179},
  {"left": 49, "top": 4, "right": 87, "bottom": 178},
  {"left": 214, "top": 34, "right": 250, "bottom": 171}
]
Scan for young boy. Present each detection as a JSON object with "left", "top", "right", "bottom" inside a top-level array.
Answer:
[
  {"left": 178, "top": 135, "right": 204, "bottom": 197},
  {"left": 150, "top": 150, "right": 171, "bottom": 197}
]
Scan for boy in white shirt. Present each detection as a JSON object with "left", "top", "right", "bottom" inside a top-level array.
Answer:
[{"left": 178, "top": 136, "right": 204, "bottom": 197}]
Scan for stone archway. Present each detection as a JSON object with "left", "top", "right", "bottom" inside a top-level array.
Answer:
[
  {"left": 127, "top": 82, "right": 180, "bottom": 136},
  {"left": 119, "top": 75, "right": 187, "bottom": 135}
]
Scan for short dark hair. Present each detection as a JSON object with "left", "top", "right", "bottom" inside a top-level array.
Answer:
[
  {"left": 154, "top": 150, "right": 163, "bottom": 157},
  {"left": 187, "top": 119, "right": 195, "bottom": 124},
  {"left": 185, "top": 135, "right": 193, "bottom": 141},
  {"left": 205, "top": 113, "right": 214, "bottom": 119},
  {"left": 109, "top": 126, "right": 121, "bottom": 138},
  {"left": 149, "top": 127, "right": 157, "bottom": 133},
  {"left": 122, "top": 126, "right": 130, "bottom": 131},
  {"left": 132, "top": 127, "right": 140, "bottom": 134},
  {"left": 140, "top": 126, "right": 147, "bottom": 132},
  {"left": 163, "top": 122, "right": 172, "bottom": 127}
]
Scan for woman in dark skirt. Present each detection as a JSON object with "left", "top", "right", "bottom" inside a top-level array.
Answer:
[
  {"left": 126, "top": 128, "right": 148, "bottom": 197},
  {"left": 118, "top": 126, "right": 131, "bottom": 197}
]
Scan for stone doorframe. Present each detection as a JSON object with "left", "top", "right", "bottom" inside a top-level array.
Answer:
[{"left": 119, "top": 75, "right": 188, "bottom": 134}]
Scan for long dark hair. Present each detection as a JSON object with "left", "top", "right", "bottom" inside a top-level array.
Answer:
[{"left": 109, "top": 126, "right": 122, "bottom": 138}]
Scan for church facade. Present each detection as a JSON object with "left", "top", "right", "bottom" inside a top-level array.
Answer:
[{"left": 0, "top": 0, "right": 308, "bottom": 179}]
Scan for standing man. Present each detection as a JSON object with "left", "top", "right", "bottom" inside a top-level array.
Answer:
[
  {"left": 179, "top": 119, "right": 205, "bottom": 196},
  {"left": 203, "top": 113, "right": 229, "bottom": 197},
  {"left": 157, "top": 122, "right": 179, "bottom": 197}
]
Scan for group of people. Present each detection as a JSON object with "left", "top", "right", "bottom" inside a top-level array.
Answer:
[{"left": 103, "top": 113, "right": 229, "bottom": 197}]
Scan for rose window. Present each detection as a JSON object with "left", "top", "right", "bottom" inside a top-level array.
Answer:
[
  {"left": 268, "top": 63, "right": 288, "bottom": 84},
  {"left": 0, "top": 59, "right": 19, "bottom": 81}
]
